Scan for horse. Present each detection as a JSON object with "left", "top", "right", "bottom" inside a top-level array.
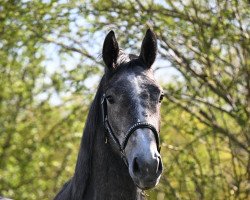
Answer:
[{"left": 54, "top": 29, "right": 164, "bottom": 200}]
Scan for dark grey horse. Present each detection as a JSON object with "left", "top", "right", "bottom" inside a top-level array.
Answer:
[{"left": 55, "top": 29, "right": 164, "bottom": 200}]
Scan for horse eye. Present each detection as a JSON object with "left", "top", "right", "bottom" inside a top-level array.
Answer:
[
  {"left": 106, "top": 95, "right": 115, "bottom": 104},
  {"left": 159, "top": 93, "right": 164, "bottom": 103}
]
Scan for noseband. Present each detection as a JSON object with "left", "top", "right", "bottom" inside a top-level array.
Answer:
[{"left": 101, "top": 93, "right": 161, "bottom": 165}]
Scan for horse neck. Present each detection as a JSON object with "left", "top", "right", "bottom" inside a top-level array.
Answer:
[{"left": 84, "top": 126, "right": 144, "bottom": 200}]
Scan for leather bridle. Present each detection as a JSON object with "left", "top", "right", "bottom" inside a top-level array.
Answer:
[{"left": 101, "top": 93, "right": 161, "bottom": 165}]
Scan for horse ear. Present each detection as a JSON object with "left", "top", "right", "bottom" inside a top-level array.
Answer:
[
  {"left": 139, "top": 29, "right": 157, "bottom": 68},
  {"left": 102, "top": 30, "right": 119, "bottom": 71}
]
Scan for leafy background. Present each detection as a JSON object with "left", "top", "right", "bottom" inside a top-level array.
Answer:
[{"left": 0, "top": 0, "right": 249, "bottom": 199}]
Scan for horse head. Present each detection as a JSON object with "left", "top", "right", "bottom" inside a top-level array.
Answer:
[{"left": 101, "top": 29, "right": 163, "bottom": 190}]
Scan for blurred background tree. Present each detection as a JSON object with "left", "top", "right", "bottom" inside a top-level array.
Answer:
[{"left": 0, "top": 0, "right": 249, "bottom": 199}]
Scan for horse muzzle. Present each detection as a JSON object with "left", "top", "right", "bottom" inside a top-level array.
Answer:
[
  {"left": 130, "top": 154, "right": 163, "bottom": 189},
  {"left": 126, "top": 128, "right": 163, "bottom": 190}
]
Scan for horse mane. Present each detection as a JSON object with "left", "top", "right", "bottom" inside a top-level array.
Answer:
[
  {"left": 104, "top": 50, "right": 143, "bottom": 79},
  {"left": 70, "top": 76, "right": 105, "bottom": 199},
  {"left": 55, "top": 79, "right": 105, "bottom": 199},
  {"left": 116, "top": 50, "right": 141, "bottom": 68}
]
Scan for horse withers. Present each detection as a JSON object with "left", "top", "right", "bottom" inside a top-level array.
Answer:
[{"left": 55, "top": 29, "right": 164, "bottom": 200}]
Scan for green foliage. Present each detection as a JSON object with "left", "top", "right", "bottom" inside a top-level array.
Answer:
[
  {"left": 0, "top": 0, "right": 249, "bottom": 199},
  {"left": 0, "top": 0, "right": 100, "bottom": 199}
]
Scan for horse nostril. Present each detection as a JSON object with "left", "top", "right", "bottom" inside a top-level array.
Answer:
[
  {"left": 133, "top": 157, "right": 140, "bottom": 175},
  {"left": 157, "top": 157, "right": 163, "bottom": 174},
  {"left": 131, "top": 156, "right": 163, "bottom": 178}
]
